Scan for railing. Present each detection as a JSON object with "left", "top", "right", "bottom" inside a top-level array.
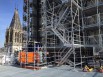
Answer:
[
  {"left": 85, "top": 35, "right": 99, "bottom": 45},
  {"left": 83, "top": 0, "right": 103, "bottom": 9},
  {"left": 84, "top": 34, "right": 103, "bottom": 45},
  {"left": 83, "top": 14, "right": 97, "bottom": 27},
  {"left": 100, "top": 13, "right": 103, "bottom": 24},
  {"left": 83, "top": 13, "right": 103, "bottom": 28}
]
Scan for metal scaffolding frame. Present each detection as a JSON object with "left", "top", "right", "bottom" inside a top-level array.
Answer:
[
  {"left": 41, "top": 0, "right": 103, "bottom": 69},
  {"left": 41, "top": 0, "right": 83, "bottom": 69},
  {"left": 83, "top": 0, "right": 103, "bottom": 51},
  {"left": 20, "top": 0, "right": 103, "bottom": 70},
  {"left": 82, "top": 0, "right": 103, "bottom": 68},
  {"left": 20, "top": 0, "right": 47, "bottom": 70}
]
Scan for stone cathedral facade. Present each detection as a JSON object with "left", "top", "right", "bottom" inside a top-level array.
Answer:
[{"left": 5, "top": 9, "right": 23, "bottom": 53}]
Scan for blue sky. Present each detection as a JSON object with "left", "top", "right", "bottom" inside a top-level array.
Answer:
[{"left": 0, "top": 0, "right": 23, "bottom": 48}]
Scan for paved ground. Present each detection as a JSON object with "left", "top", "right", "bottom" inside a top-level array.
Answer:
[
  {"left": 0, "top": 65, "right": 103, "bottom": 77},
  {"left": 0, "top": 65, "right": 36, "bottom": 77}
]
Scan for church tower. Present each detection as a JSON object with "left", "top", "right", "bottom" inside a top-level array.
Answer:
[{"left": 5, "top": 9, "right": 23, "bottom": 53}]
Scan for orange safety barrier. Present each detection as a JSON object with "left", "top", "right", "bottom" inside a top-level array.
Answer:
[{"left": 18, "top": 51, "right": 40, "bottom": 64}]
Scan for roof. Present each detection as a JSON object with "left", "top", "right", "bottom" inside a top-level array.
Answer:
[
  {"left": 9, "top": 8, "right": 22, "bottom": 29},
  {"left": 0, "top": 65, "right": 102, "bottom": 77}
]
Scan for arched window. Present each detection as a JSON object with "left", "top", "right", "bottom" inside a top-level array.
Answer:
[
  {"left": 6, "top": 31, "right": 9, "bottom": 43},
  {"left": 10, "top": 30, "right": 13, "bottom": 42},
  {"left": 15, "top": 32, "right": 17, "bottom": 42},
  {"left": 21, "top": 34, "right": 23, "bottom": 42},
  {"left": 20, "top": 33, "right": 22, "bottom": 43},
  {"left": 17, "top": 32, "right": 19, "bottom": 42},
  {"left": 19, "top": 33, "right": 21, "bottom": 43}
]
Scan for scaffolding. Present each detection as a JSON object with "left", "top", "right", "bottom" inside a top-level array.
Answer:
[
  {"left": 41, "top": 0, "right": 84, "bottom": 69},
  {"left": 83, "top": 0, "right": 103, "bottom": 51},
  {"left": 20, "top": 0, "right": 47, "bottom": 70},
  {"left": 41, "top": 0, "right": 103, "bottom": 69},
  {"left": 20, "top": 0, "right": 103, "bottom": 70}
]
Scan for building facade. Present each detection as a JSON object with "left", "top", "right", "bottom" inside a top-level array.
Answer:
[{"left": 5, "top": 9, "right": 23, "bottom": 53}]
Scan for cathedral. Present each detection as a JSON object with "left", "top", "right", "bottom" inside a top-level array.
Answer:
[{"left": 5, "top": 9, "right": 23, "bottom": 53}]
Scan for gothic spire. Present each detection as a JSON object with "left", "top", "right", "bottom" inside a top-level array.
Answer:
[{"left": 10, "top": 8, "right": 22, "bottom": 29}]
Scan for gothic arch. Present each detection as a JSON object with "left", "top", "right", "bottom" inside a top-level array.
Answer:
[
  {"left": 19, "top": 33, "right": 21, "bottom": 43},
  {"left": 20, "top": 33, "right": 22, "bottom": 43},
  {"left": 15, "top": 32, "right": 17, "bottom": 42},
  {"left": 17, "top": 32, "right": 19, "bottom": 42}
]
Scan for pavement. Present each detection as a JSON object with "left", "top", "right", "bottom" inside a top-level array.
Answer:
[{"left": 0, "top": 65, "right": 102, "bottom": 77}]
